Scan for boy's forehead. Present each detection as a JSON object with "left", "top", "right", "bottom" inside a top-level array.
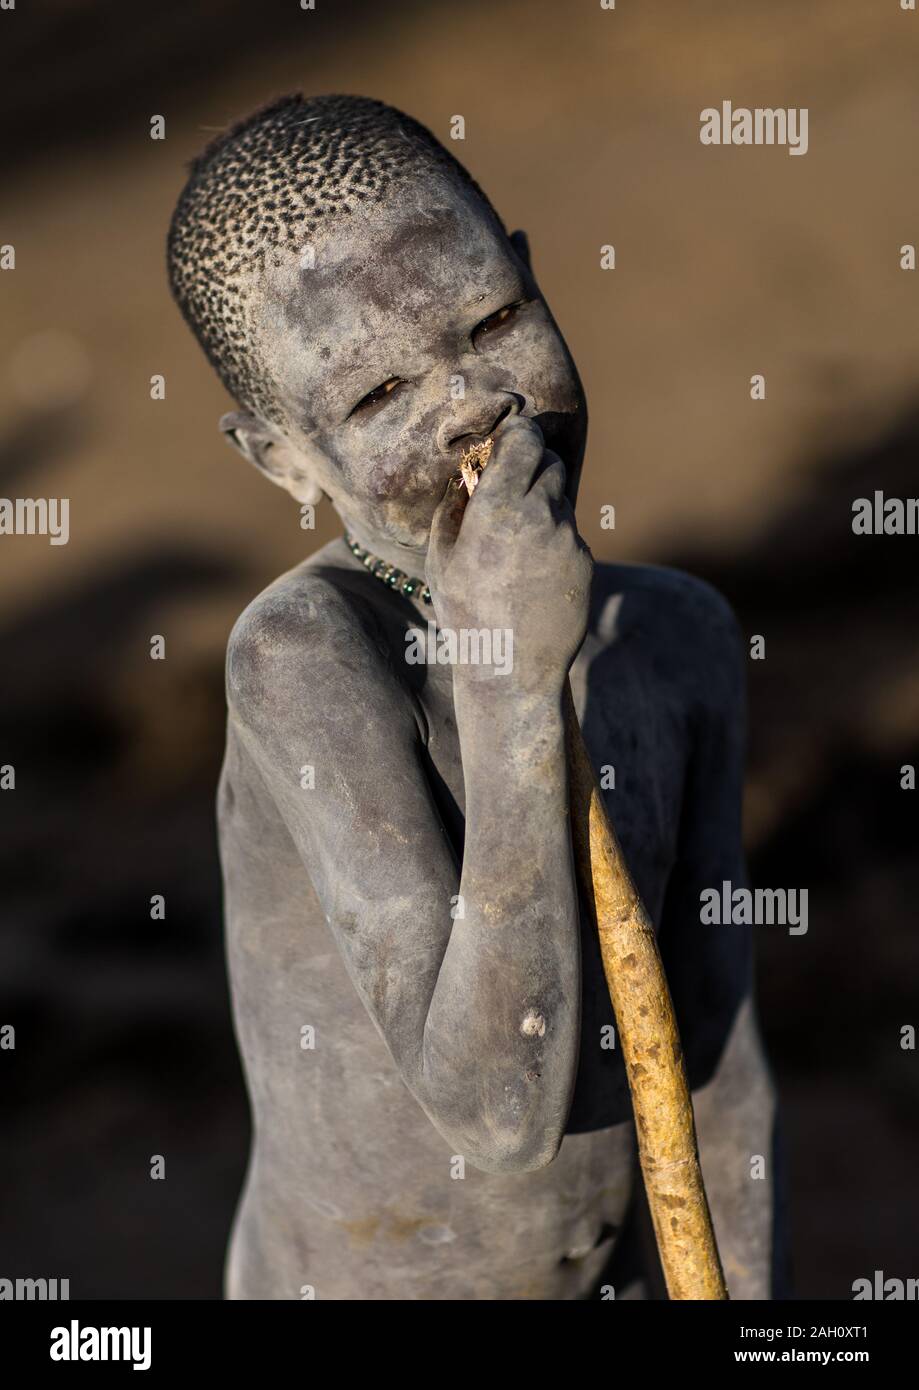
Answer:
[{"left": 256, "top": 186, "right": 523, "bottom": 422}]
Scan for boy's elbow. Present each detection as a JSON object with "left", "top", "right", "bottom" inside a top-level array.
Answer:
[
  {"left": 465, "top": 1127, "right": 565, "bottom": 1174},
  {"left": 418, "top": 1024, "right": 574, "bottom": 1173},
  {"left": 421, "top": 1085, "right": 568, "bottom": 1174}
]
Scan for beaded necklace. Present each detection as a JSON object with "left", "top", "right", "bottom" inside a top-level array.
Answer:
[{"left": 343, "top": 533, "right": 432, "bottom": 604}]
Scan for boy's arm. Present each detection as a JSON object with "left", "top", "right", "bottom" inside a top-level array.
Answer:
[
  {"left": 226, "top": 575, "right": 582, "bottom": 1176},
  {"left": 657, "top": 581, "right": 789, "bottom": 1300}
]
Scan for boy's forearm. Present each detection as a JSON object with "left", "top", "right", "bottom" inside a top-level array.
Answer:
[{"left": 420, "top": 675, "right": 581, "bottom": 1172}]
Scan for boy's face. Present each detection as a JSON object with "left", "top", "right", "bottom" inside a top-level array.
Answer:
[{"left": 248, "top": 174, "right": 587, "bottom": 552}]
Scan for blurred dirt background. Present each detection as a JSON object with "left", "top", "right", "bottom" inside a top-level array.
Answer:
[{"left": 1, "top": 0, "right": 917, "bottom": 1298}]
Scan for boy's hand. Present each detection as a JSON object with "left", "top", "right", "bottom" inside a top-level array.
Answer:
[{"left": 425, "top": 417, "right": 593, "bottom": 692}]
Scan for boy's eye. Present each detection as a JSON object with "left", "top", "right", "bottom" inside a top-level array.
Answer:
[
  {"left": 350, "top": 377, "right": 403, "bottom": 415},
  {"left": 473, "top": 302, "right": 522, "bottom": 340}
]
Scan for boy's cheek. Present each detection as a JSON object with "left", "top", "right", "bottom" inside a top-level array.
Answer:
[
  {"left": 489, "top": 323, "right": 582, "bottom": 418},
  {"left": 364, "top": 453, "right": 436, "bottom": 504},
  {"left": 336, "top": 405, "right": 453, "bottom": 505},
  {"left": 525, "top": 337, "right": 582, "bottom": 416},
  {"left": 340, "top": 435, "right": 452, "bottom": 514}
]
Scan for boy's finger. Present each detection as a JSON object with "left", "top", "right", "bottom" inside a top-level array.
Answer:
[
  {"left": 529, "top": 449, "right": 566, "bottom": 504},
  {"left": 469, "top": 416, "right": 545, "bottom": 505},
  {"left": 427, "top": 477, "right": 469, "bottom": 571}
]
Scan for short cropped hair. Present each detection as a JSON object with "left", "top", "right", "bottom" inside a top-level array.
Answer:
[{"left": 167, "top": 93, "right": 499, "bottom": 423}]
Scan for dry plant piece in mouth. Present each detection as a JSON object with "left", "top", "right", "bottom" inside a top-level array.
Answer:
[{"left": 458, "top": 437, "right": 494, "bottom": 496}]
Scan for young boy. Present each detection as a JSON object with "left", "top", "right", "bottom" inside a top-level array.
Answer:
[{"left": 168, "top": 94, "right": 787, "bottom": 1300}]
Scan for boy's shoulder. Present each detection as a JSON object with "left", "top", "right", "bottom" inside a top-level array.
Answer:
[
  {"left": 588, "top": 561, "right": 745, "bottom": 713},
  {"left": 591, "top": 560, "right": 740, "bottom": 635},
  {"left": 224, "top": 548, "right": 393, "bottom": 721}
]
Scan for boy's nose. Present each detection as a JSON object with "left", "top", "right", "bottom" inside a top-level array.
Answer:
[{"left": 440, "top": 392, "right": 526, "bottom": 455}]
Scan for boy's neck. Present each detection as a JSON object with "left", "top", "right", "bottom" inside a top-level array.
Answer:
[
  {"left": 334, "top": 520, "right": 436, "bottom": 619},
  {"left": 338, "top": 515, "right": 428, "bottom": 576}
]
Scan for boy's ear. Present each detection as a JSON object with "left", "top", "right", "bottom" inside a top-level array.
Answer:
[
  {"left": 509, "top": 228, "right": 532, "bottom": 271},
  {"left": 220, "top": 410, "right": 325, "bottom": 506}
]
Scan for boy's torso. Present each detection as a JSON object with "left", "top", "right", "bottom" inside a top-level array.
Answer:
[{"left": 219, "top": 548, "right": 704, "bottom": 1299}]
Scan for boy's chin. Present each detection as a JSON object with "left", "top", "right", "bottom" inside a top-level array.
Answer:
[{"left": 337, "top": 510, "right": 432, "bottom": 557}]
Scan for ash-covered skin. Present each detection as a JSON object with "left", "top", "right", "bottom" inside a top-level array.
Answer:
[{"left": 172, "top": 97, "right": 789, "bottom": 1300}]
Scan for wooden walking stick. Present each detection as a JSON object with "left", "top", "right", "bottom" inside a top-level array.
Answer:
[
  {"left": 460, "top": 439, "right": 729, "bottom": 1301},
  {"left": 563, "top": 681, "right": 728, "bottom": 1300}
]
